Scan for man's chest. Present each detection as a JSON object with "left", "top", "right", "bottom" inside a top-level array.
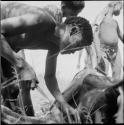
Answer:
[{"left": 7, "top": 31, "right": 58, "bottom": 50}]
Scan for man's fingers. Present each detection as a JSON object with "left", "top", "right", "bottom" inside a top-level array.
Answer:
[
  {"left": 65, "top": 108, "right": 72, "bottom": 123},
  {"left": 72, "top": 109, "right": 76, "bottom": 123},
  {"left": 69, "top": 109, "right": 78, "bottom": 123},
  {"left": 75, "top": 110, "right": 81, "bottom": 123}
]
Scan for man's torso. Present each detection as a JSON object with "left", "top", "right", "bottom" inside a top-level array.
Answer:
[{"left": 99, "top": 16, "right": 118, "bottom": 48}]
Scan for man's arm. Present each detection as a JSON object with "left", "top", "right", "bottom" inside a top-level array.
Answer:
[
  {"left": 45, "top": 50, "right": 77, "bottom": 117},
  {"left": 77, "top": 50, "right": 83, "bottom": 69},
  {"left": 117, "top": 22, "right": 123, "bottom": 43},
  {"left": 85, "top": 46, "right": 94, "bottom": 68},
  {"left": 93, "top": 29, "right": 101, "bottom": 65},
  {"left": 44, "top": 50, "right": 66, "bottom": 103},
  {"left": 93, "top": 6, "right": 109, "bottom": 26}
]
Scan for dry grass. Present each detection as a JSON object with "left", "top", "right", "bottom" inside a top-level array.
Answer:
[
  {"left": 1, "top": 51, "right": 123, "bottom": 124},
  {"left": 0, "top": 69, "right": 104, "bottom": 124},
  {"left": 2, "top": 67, "right": 124, "bottom": 124}
]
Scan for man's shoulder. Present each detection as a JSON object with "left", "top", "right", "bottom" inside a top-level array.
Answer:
[
  {"left": 44, "top": 5, "right": 60, "bottom": 11},
  {"left": 43, "top": 5, "right": 63, "bottom": 23}
]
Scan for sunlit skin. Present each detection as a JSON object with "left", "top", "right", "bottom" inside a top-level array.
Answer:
[
  {"left": 1, "top": 2, "right": 85, "bottom": 117},
  {"left": 99, "top": 3, "right": 123, "bottom": 47},
  {"left": 95, "top": 2, "right": 123, "bottom": 81}
]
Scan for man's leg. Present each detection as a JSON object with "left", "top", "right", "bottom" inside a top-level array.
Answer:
[
  {"left": 111, "top": 50, "right": 122, "bottom": 82},
  {"left": 1, "top": 57, "right": 19, "bottom": 112},
  {"left": 17, "top": 50, "right": 35, "bottom": 116},
  {"left": 19, "top": 81, "right": 35, "bottom": 116},
  {"left": 1, "top": 53, "right": 34, "bottom": 116}
]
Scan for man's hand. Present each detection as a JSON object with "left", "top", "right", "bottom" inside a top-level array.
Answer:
[{"left": 57, "top": 100, "right": 80, "bottom": 123}]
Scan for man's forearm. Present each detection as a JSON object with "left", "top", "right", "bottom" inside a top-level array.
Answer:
[
  {"left": 85, "top": 46, "right": 93, "bottom": 68},
  {"left": 94, "top": 30, "right": 101, "bottom": 57},
  {"left": 45, "top": 75, "right": 66, "bottom": 103}
]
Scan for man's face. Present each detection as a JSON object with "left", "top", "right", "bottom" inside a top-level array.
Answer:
[
  {"left": 60, "top": 24, "right": 84, "bottom": 54},
  {"left": 113, "top": 3, "right": 122, "bottom": 16}
]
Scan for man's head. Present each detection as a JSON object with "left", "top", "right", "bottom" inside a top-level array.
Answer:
[
  {"left": 108, "top": 1, "right": 122, "bottom": 16},
  {"left": 113, "top": 1, "right": 122, "bottom": 16},
  {"left": 61, "top": 1, "right": 85, "bottom": 17},
  {"left": 60, "top": 16, "right": 93, "bottom": 54}
]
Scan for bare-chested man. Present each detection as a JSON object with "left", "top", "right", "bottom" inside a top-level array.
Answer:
[
  {"left": 93, "top": 1, "right": 123, "bottom": 82},
  {"left": 1, "top": 1, "right": 85, "bottom": 116},
  {"left": 1, "top": 1, "right": 93, "bottom": 117}
]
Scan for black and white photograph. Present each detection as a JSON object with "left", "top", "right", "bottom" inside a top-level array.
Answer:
[{"left": 1, "top": 0, "right": 124, "bottom": 124}]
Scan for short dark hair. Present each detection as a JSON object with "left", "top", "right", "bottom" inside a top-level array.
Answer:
[
  {"left": 108, "top": 1, "right": 122, "bottom": 8},
  {"left": 64, "top": 16, "right": 93, "bottom": 46},
  {"left": 61, "top": 1, "right": 85, "bottom": 11}
]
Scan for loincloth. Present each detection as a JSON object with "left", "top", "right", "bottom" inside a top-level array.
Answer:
[{"left": 101, "top": 45, "right": 118, "bottom": 61}]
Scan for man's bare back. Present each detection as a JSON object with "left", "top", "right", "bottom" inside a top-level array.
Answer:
[{"left": 1, "top": 2, "right": 59, "bottom": 52}]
